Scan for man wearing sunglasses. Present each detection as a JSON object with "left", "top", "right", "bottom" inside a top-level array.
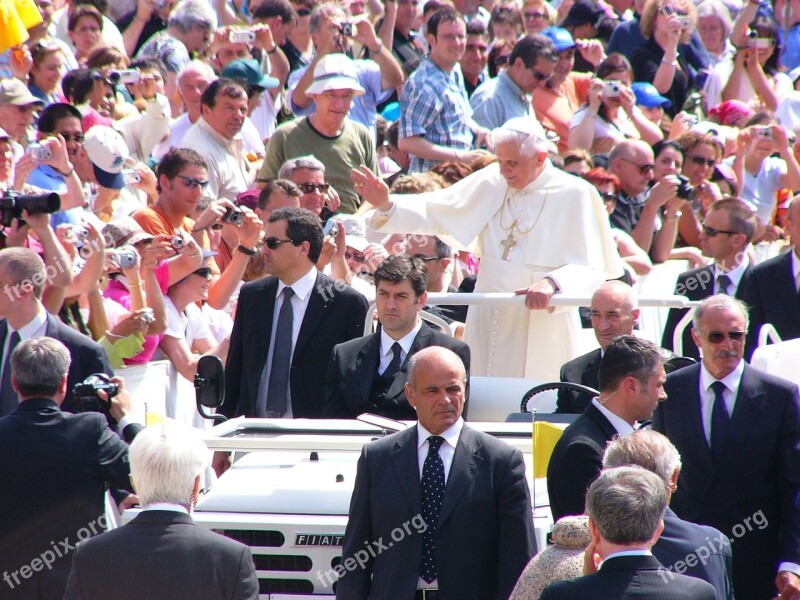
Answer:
[
  {"left": 741, "top": 196, "right": 800, "bottom": 361},
  {"left": 654, "top": 294, "right": 800, "bottom": 600},
  {"left": 470, "top": 34, "right": 558, "bottom": 131},
  {"left": 662, "top": 198, "right": 756, "bottom": 360}
]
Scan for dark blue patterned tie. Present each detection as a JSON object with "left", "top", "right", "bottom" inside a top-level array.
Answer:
[
  {"left": 266, "top": 287, "right": 294, "bottom": 417},
  {"left": 420, "top": 435, "right": 445, "bottom": 583},
  {"left": 710, "top": 380, "right": 729, "bottom": 460},
  {"left": 0, "top": 330, "right": 20, "bottom": 416},
  {"left": 716, "top": 274, "right": 732, "bottom": 295},
  {"left": 381, "top": 342, "right": 402, "bottom": 379}
]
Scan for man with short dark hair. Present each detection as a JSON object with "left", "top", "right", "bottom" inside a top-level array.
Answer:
[
  {"left": 220, "top": 207, "right": 368, "bottom": 442},
  {"left": 179, "top": 78, "right": 254, "bottom": 203},
  {"left": 471, "top": 34, "right": 557, "bottom": 130},
  {"left": 557, "top": 281, "right": 639, "bottom": 414},
  {"left": 460, "top": 20, "right": 489, "bottom": 98},
  {"left": 547, "top": 335, "right": 666, "bottom": 522},
  {"left": 654, "top": 294, "right": 800, "bottom": 599},
  {"left": 0, "top": 338, "right": 140, "bottom": 599},
  {"left": 324, "top": 254, "right": 469, "bottom": 419},
  {"left": 256, "top": 179, "right": 302, "bottom": 226},
  {"left": 539, "top": 467, "right": 716, "bottom": 599},
  {"left": 337, "top": 346, "right": 535, "bottom": 599},
  {"left": 662, "top": 198, "right": 756, "bottom": 359}
]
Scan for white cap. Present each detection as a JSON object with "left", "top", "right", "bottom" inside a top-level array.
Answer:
[
  {"left": 337, "top": 215, "right": 369, "bottom": 252},
  {"left": 306, "top": 54, "right": 366, "bottom": 97},
  {"left": 84, "top": 126, "right": 130, "bottom": 190},
  {"left": 499, "top": 117, "right": 548, "bottom": 143}
]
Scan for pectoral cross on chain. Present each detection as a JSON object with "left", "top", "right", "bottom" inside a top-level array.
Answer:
[{"left": 501, "top": 229, "right": 517, "bottom": 261}]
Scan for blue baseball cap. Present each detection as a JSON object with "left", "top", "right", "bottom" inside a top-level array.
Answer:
[
  {"left": 631, "top": 82, "right": 672, "bottom": 109},
  {"left": 541, "top": 27, "right": 576, "bottom": 53}
]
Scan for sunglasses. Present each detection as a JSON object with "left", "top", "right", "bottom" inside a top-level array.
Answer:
[
  {"left": 177, "top": 175, "right": 209, "bottom": 189},
  {"left": 620, "top": 157, "right": 655, "bottom": 176},
  {"left": 298, "top": 182, "right": 330, "bottom": 194},
  {"left": 345, "top": 250, "right": 365, "bottom": 262},
  {"left": 192, "top": 267, "right": 213, "bottom": 278},
  {"left": 264, "top": 237, "right": 296, "bottom": 249},
  {"left": 601, "top": 193, "right": 617, "bottom": 203},
  {"left": 702, "top": 224, "right": 739, "bottom": 237},
  {"left": 531, "top": 69, "right": 550, "bottom": 82},
  {"left": 413, "top": 254, "right": 442, "bottom": 262},
  {"left": 689, "top": 156, "right": 716, "bottom": 168},
  {"left": 524, "top": 10, "right": 546, "bottom": 18},
  {"left": 296, "top": 7, "right": 311, "bottom": 16},
  {"left": 60, "top": 133, "right": 85, "bottom": 144},
  {"left": 702, "top": 330, "right": 746, "bottom": 344}
]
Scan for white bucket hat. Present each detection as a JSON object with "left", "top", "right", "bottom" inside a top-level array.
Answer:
[{"left": 306, "top": 53, "right": 366, "bottom": 97}]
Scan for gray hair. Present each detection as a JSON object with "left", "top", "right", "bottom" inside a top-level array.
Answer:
[
  {"left": 0, "top": 247, "right": 47, "bottom": 300},
  {"left": 603, "top": 430, "right": 682, "bottom": 489},
  {"left": 278, "top": 155, "right": 326, "bottom": 179},
  {"left": 130, "top": 422, "right": 209, "bottom": 507},
  {"left": 586, "top": 466, "right": 668, "bottom": 545},
  {"left": 692, "top": 294, "right": 749, "bottom": 334},
  {"left": 695, "top": 0, "right": 733, "bottom": 41},
  {"left": 489, "top": 128, "right": 548, "bottom": 158},
  {"left": 169, "top": 0, "right": 217, "bottom": 33},
  {"left": 310, "top": 2, "right": 345, "bottom": 34},
  {"left": 177, "top": 59, "right": 216, "bottom": 85},
  {"left": 11, "top": 338, "right": 71, "bottom": 398}
]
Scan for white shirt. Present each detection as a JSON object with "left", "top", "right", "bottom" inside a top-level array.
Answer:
[
  {"left": 592, "top": 398, "right": 635, "bottom": 436},
  {"left": 0, "top": 307, "right": 47, "bottom": 383},
  {"left": 258, "top": 266, "right": 318, "bottom": 418},
  {"left": 698, "top": 360, "right": 744, "bottom": 444},
  {"left": 379, "top": 320, "right": 422, "bottom": 374},
  {"left": 142, "top": 502, "right": 189, "bottom": 515},
  {"left": 714, "top": 256, "right": 750, "bottom": 296}
]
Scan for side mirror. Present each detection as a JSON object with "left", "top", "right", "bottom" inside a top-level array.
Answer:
[{"left": 194, "top": 355, "right": 226, "bottom": 423}]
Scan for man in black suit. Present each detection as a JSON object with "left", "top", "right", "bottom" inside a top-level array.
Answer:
[
  {"left": 547, "top": 335, "right": 666, "bottom": 522},
  {"left": 0, "top": 338, "right": 140, "bottom": 600},
  {"left": 336, "top": 347, "right": 536, "bottom": 600},
  {"left": 662, "top": 198, "right": 756, "bottom": 360},
  {"left": 603, "top": 430, "right": 734, "bottom": 599},
  {"left": 539, "top": 467, "right": 716, "bottom": 600},
  {"left": 0, "top": 248, "right": 113, "bottom": 417},
  {"left": 741, "top": 195, "right": 800, "bottom": 359},
  {"left": 218, "top": 208, "right": 368, "bottom": 471},
  {"left": 557, "top": 281, "right": 640, "bottom": 413},
  {"left": 62, "top": 422, "right": 258, "bottom": 600},
  {"left": 653, "top": 294, "right": 800, "bottom": 599},
  {"left": 324, "top": 254, "right": 470, "bottom": 419}
]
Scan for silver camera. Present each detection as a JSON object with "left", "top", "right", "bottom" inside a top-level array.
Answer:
[
  {"left": 340, "top": 21, "right": 355, "bottom": 36},
  {"left": 171, "top": 235, "right": 184, "bottom": 250},
  {"left": 754, "top": 126, "right": 773, "bottom": 140},
  {"left": 110, "top": 69, "right": 141, "bottom": 84},
  {"left": 110, "top": 248, "right": 137, "bottom": 269},
  {"left": 122, "top": 170, "right": 141, "bottom": 184},
  {"left": 29, "top": 143, "right": 52, "bottom": 162},
  {"left": 602, "top": 80, "right": 621, "bottom": 98},
  {"left": 140, "top": 308, "right": 155, "bottom": 324},
  {"left": 231, "top": 30, "right": 256, "bottom": 43}
]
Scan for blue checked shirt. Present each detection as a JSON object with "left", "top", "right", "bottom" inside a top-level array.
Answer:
[{"left": 399, "top": 57, "right": 475, "bottom": 173}]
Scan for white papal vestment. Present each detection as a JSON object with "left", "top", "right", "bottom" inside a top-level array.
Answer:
[{"left": 371, "top": 161, "right": 623, "bottom": 381}]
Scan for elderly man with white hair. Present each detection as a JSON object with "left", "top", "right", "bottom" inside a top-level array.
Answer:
[
  {"left": 62, "top": 422, "right": 259, "bottom": 600},
  {"left": 353, "top": 117, "right": 623, "bottom": 380}
]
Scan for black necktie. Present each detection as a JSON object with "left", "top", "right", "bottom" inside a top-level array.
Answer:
[
  {"left": 716, "top": 274, "right": 732, "bottom": 295},
  {"left": 381, "top": 342, "right": 402, "bottom": 379},
  {"left": 266, "top": 287, "right": 294, "bottom": 417},
  {"left": 710, "top": 380, "right": 729, "bottom": 459},
  {"left": 420, "top": 435, "right": 445, "bottom": 583},
  {"left": 0, "top": 330, "right": 21, "bottom": 416}
]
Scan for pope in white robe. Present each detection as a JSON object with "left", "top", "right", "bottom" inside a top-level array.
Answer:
[{"left": 353, "top": 118, "right": 624, "bottom": 381}]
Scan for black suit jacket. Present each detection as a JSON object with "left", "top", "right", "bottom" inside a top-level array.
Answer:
[
  {"left": 336, "top": 424, "right": 536, "bottom": 600},
  {"left": 556, "top": 348, "right": 601, "bottom": 414},
  {"left": 222, "top": 272, "right": 368, "bottom": 418},
  {"left": 0, "top": 398, "right": 135, "bottom": 600},
  {"left": 539, "top": 554, "right": 716, "bottom": 599},
  {"left": 741, "top": 251, "right": 800, "bottom": 360},
  {"left": 653, "top": 363, "right": 800, "bottom": 599},
  {"left": 0, "top": 314, "right": 113, "bottom": 416},
  {"left": 547, "top": 402, "right": 617, "bottom": 522},
  {"left": 652, "top": 508, "right": 734, "bottom": 600},
  {"left": 323, "top": 326, "right": 471, "bottom": 419},
  {"left": 62, "top": 511, "right": 258, "bottom": 600},
  {"left": 662, "top": 264, "right": 753, "bottom": 360}
]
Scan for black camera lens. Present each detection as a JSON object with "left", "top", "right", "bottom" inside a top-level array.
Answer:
[
  {"left": 221, "top": 206, "right": 244, "bottom": 226},
  {"left": 675, "top": 175, "right": 696, "bottom": 202}
]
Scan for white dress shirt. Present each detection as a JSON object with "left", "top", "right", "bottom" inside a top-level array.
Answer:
[
  {"left": 714, "top": 256, "right": 750, "bottom": 296},
  {"left": 0, "top": 307, "right": 48, "bottom": 383},
  {"left": 698, "top": 360, "right": 744, "bottom": 444},
  {"left": 258, "top": 266, "right": 318, "bottom": 418},
  {"left": 378, "top": 320, "right": 422, "bottom": 375},
  {"left": 592, "top": 398, "right": 635, "bottom": 436}
]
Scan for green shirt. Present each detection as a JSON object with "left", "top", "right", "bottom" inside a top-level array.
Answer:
[{"left": 258, "top": 117, "right": 378, "bottom": 214}]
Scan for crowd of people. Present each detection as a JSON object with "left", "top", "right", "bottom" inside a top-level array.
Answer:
[{"left": 2, "top": 0, "right": 800, "bottom": 595}]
